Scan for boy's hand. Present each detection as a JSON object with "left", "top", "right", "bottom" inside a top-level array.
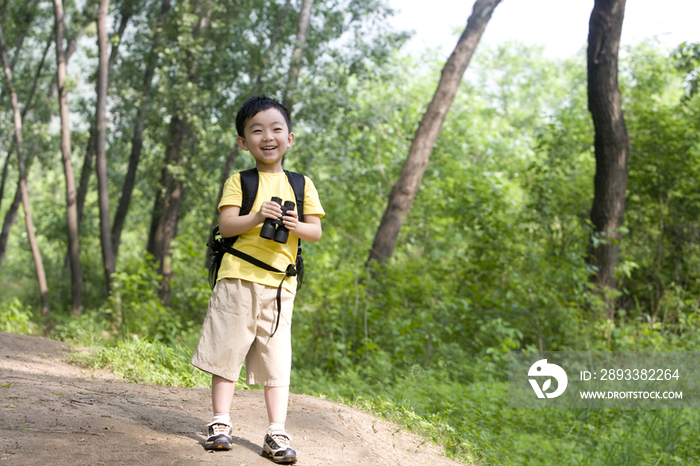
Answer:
[
  {"left": 281, "top": 209, "right": 299, "bottom": 231},
  {"left": 257, "top": 200, "right": 283, "bottom": 223}
]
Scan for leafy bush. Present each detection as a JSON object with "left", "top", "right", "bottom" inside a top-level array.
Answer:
[{"left": 0, "top": 298, "right": 34, "bottom": 335}]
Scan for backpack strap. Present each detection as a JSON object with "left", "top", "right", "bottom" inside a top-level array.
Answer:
[
  {"left": 239, "top": 168, "right": 259, "bottom": 216},
  {"left": 283, "top": 170, "right": 305, "bottom": 290},
  {"left": 283, "top": 170, "right": 305, "bottom": 222}
]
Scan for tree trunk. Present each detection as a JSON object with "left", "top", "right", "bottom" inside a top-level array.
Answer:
[
  {"left": 586, "top": 0, "right": 629, "bottom": 316},
  {"left": 53, "top": 0, "right": 82, "bottom": 316},
  {"left": 367, "top": 0, "right": 501, "bottom": 264},
  {"left": 0, "top": 186, "right": 20, "bottom": 271},
  {"left": 75, "top": 0, "right": 133, "bottom": 232},
  {"left": 95, "top": 0, "right": 115, "bottom": 293},
  {"left": 147, "top": 115, "right": 188, "bottom": 306},
  {"left": 112, "top": 0, "right": 170, "bottom": 259},
  {"left": 282, "top": 0, "right": 313, "bottom": 112},
  {"left": 0, "top": 35, "right": 51, "bottom": 211},
  {"left": 0, "top": 37, "right": 51, "bottom": 270},
  {"left": 0, "top": 22, "right": 49, "bottom": 317},
  {"left": 50, "top": 14, "right": 93, "bottom": 99},
  {"left": 75, "top": 130, "right": 96, "bottom": 229}
]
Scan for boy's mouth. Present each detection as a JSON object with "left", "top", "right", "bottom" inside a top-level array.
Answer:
[{"left": 261, "top": 146, "right": 277, "bottom": 152}]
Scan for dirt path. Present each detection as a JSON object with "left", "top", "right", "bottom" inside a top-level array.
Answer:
[{"left": 0, "top": 332, "right": 468, "bottom": 465}]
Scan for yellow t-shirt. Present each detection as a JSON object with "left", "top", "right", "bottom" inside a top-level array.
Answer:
[{"left": 216, "top": 171, "right": 325, "bottom": 293}]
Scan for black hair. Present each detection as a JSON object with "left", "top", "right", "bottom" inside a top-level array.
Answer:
[{"left": 235, "top": 95, "right": 292, "bottom": 137}]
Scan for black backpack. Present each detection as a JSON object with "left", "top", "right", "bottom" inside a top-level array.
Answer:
[{"left": 207, "top": 168, "right": 306, "bottom": 291}]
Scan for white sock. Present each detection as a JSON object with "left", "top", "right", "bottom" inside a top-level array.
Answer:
[
  {"left": 213, "top": 413, "right": 231, "bottom": 426},
  {"left": 268, "top": 422, "right": 286, "bottom": 435}
]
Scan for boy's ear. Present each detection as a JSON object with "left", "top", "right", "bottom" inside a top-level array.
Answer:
[
  {"left": 236, "top": 136, "right": 249, "bottom": 151},
  {"left": 287, "top": 132, "right": 295, "bottom": 148}
]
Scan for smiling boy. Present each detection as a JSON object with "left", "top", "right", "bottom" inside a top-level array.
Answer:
[{"left": 191, "top": 96, "right": 324, "bottom": 463}]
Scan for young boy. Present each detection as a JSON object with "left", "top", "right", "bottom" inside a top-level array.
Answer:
[{"left": 191, "top": 96, "right": 324, "bottom": 464}]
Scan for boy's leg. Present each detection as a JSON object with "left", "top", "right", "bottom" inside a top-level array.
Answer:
[
  {"left": 191, "top": 278, "right": 258, "bottom": 451},
  {"left": 264, "top": 385, "right": 289, "bottom": 425},
  {"left": 205, "top": 374, "right": 235, "bottom": 450},
  {"left": 263, "top": 385, "right": 298, "bottom": 462},
  {"left": 256, "top": 286, "right": 297, "bottom": 463},
  {"left": 213, "top": 374, "right": 236, "bottom": 414}
]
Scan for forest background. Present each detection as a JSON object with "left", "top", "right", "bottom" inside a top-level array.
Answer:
[{"left": 1, "top": 0, "right": 700, "bottom": 464}]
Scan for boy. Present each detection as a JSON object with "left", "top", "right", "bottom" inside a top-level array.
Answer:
[{"left": 191, "top": 96, "right": 324, "bottom": 464}]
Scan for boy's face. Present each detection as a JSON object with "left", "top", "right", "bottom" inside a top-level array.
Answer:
[{"left": 236, "top": 108, "right": 294, "bottom": 173}]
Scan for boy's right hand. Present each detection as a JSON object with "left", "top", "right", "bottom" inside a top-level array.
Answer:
[{"left": 257, "top": 200, "right": 283, "bottom": 223}]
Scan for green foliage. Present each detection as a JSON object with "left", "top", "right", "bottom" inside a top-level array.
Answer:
[
  {"left": 69, "top": 337, "right": 211, "bottom": 388},
  {"left": 0, "top": 298, "right": 34, "bottom": 335},
  {"left": 106, "top": 255, "right": 177, "bottom": 342}
]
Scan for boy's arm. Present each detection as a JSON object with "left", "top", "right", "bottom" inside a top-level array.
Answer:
[
  {"left": 282, "top": 211, "right": 322, "bottom": 243},
  {"left": 218, "top": 201, "right": 282, "bottom": 238}
]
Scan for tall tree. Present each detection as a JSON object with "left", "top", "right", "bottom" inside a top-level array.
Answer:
[
  {"left": 52, "top": 0, "right": 82, "bottom": 315},
  {"left": 4, "top": 4, "right": 89, "bottom": 273},
  {"left": 0, "top": 36, "right": 51, "bottom": 270},
  {"left": 112, "top": 0, "right": 170, "bottom": 259},
  {"left": 282, "top": 0, "right": 313, "bottom": 112},
  {"left": 95, "top": 0, "right": 115, "bottom": 293},
  {"left": 0, "top": 1, "right": 47, "bottom": 209},
  {"left": 0, "top": 30, "right": 50, "bottom": 212},
  {"left": 76, "top": 0, "right": 133, "bottom": 231},
  {"left": 586, "top": 0, "right": 629, "bottom": 315},
  {"left": 368, "top": 0, "right": 502, "bottom": 263},
  {"left": 0, "top": 22, "right": 49, "bottom": 317}
]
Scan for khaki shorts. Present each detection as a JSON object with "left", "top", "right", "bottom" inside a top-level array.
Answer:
[{"left": 191, "top": 278, "right": 295, "bottom": 386}]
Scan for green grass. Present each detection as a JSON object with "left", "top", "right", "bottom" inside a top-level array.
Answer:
[
  {"left": 67, "top": 337, "right": 212, "bottom": 387},
  {"left": 292, "top": 364, "right": 700, "bottom": 466}
]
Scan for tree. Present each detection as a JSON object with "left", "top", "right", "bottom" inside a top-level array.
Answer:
[
  {"left": 76, "top": 0, "right": 133, "bottom": 237},
  {"left": 586, "top": 0, "right": 629, "bottom": 315},
  {"left": 52, "top": 0, "right": 82, "bottom": 315},
  {"left": 282, "top": 0, "right": 313, "bottom": 112},
  {"left": 0, "top": 35, "right": 51, "bottom": 268},
  {"left": 368, "top": 0, "right": 502, "bottom": 263},
  {"left": 95, "top": 0, "right": 115, "bottom": 293},
  {"left": 63, "top": 5, "right": 98, "bottom": 228},
  {"left": 112, "top": 0, "right": 169, "bottom": 259},
  {"left": 0, "top": 21, "right": 49, "bottom": 317},
  {"left": 0, "top": 1, "right": 50, "bottom": 227}
]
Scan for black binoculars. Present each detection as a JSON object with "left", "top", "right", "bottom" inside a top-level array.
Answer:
[{"left": 260, "top": 197, "right": 295, "bottom": 244}]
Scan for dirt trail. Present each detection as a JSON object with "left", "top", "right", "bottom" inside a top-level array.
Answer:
[{"left": 0, "top": 332, "right": 468, "bottom": 465}]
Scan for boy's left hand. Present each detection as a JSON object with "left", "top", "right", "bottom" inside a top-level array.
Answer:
[{"left": 282, "top": 209, "right": 300, "bottom": 231}]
